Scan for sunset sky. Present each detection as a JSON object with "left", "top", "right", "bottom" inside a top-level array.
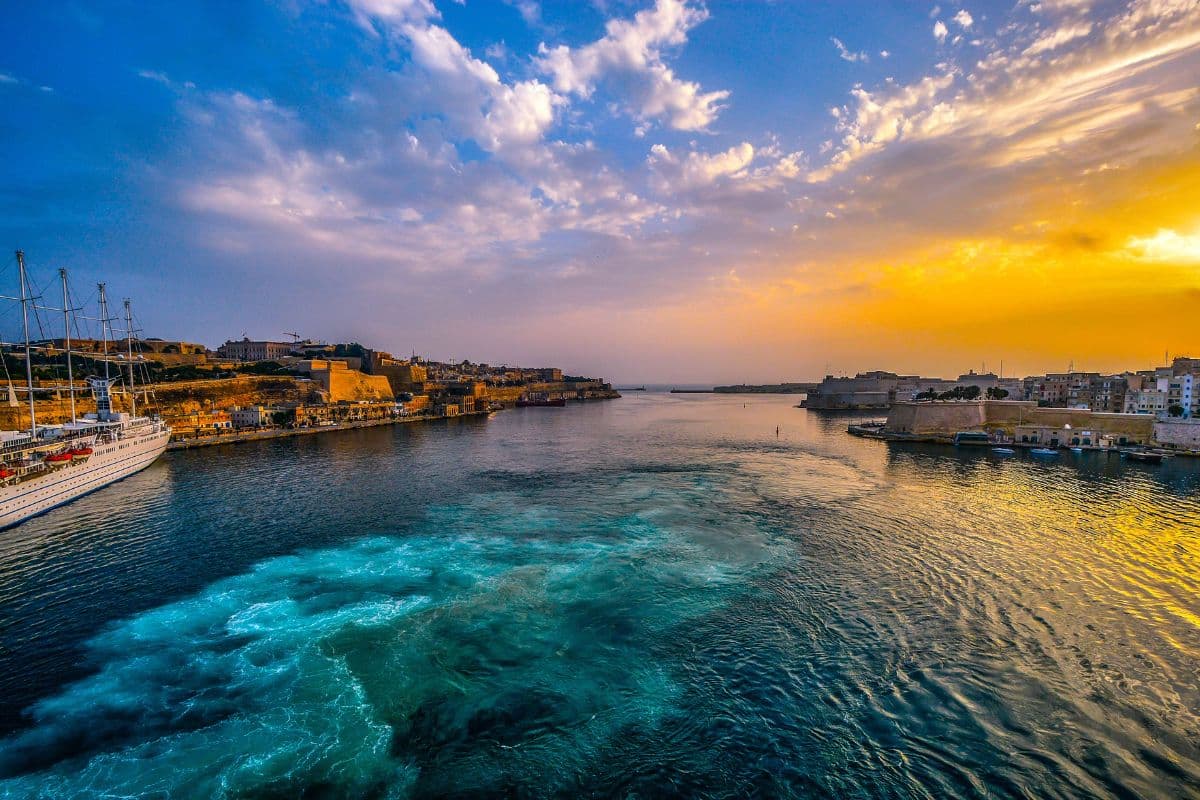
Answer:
[{"left": 2, "top": 0, "right": 1198, "bottom": 382}]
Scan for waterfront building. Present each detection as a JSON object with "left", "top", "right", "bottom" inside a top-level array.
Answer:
[
  {"left": 1123, "top": 388, "right": 1169, "bottom": 415},
  {"left": 1091, "top": 375, "right": 1129, "bottom": 413},
  {"left": 218, "top": 338, "right": 295, "bottom": 362},
  {"left": 1166, "top": 373, "right": 1195, "bottom": 418},
  {"left": 230, "top": 405, "right": 275, "bottom": 428}
]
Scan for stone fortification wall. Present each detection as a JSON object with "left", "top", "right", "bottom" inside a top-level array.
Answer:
[
  {"left": 885, "top": 400, "right": 1155, "bottom": 440},
  {"left": 318, "top": 367, "right": 394, "bottom": 403},
  {"left": 1154, "top": 419, "right": 1200, "bottom": 450},
  {"left": 885, "top": 401, "right": 989, "bottom": 435}
]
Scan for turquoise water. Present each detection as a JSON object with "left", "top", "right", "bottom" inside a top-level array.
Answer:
[{"left": 0, "top": 394, "right": 1198, "bottom": 798}]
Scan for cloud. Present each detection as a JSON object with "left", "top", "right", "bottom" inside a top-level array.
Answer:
[
  {"left": 648, "top": 142, "right": 755, "bottom": 189},
  {"left": 535, "top": 0, "right": 728, "bottom": 131},
  {"left": 817, "top": 0, "right": 1200, "bottom": 181},
  {"left": 347, "top": 2, "right": 564, "bottom": 154},
  {"left": 953, "top": 9, "right": 973, "bottom": 28},
  {"left": 504, "top": 0, "right": 541, "bottom": 26},
  {"left": 1124, "top": 227, "right": 1200, "bottom": 263},
  {"left": 1022, "top": 22, "right": 1093, "bottom": 55},
  {"left": 346, "top": 0, "right": 437, "bottom": 31},
  {"left": 933, "top": 20, "right": 949, "bottom": 42},
  {"left": 831, "top": 37, "right": 869, "bottom": 63},
  {"left": 137, "top": 69, "right": 174, "bottom": 86},
  {"left": 0, "top": 73, "right": 17, "bottom": 84}
]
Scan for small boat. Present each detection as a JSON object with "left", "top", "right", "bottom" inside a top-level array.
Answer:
[
  {"left": 1124, "top": 451, "right": 1167, "bottom": 464},
  {"left": 44, "top": 452, "right": 74, "bottom": 466},
  {"left": 991, "top": 447, "right": 1015, "bottom": 455},
  {"left": 953, "top": 431, "right": 991, "bottom": 446},
  {"left": 1030, "top": 447, "right": 1058, "bottom": 456},
  {"left": 1069, "top": 446, "right": 1084, "bottom": 453},
  {"left": 516, "top": 396, "right": 566, "bottom": 408},
  {"left": 69, "top": 447, "right": 93, "bottom": 460}
]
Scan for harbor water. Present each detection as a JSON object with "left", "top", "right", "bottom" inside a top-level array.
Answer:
[{"left": 0, "top": 394, "right": 1197, "bottom": 798}]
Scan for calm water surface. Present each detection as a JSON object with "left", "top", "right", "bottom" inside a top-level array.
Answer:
[{"left": 0, "top": 394, "right": 1198, "bottom": 798}]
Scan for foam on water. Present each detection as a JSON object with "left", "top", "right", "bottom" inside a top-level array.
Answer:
[
  {"left": 0, "top": 460, "right": 786, "bottom": 798},
  {"left": 1, "top": 395, "right": 1198, "bottom": 798}
]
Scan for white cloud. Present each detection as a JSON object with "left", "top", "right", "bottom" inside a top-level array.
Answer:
[
  {"left": 648, "top": 142, "right": 755, "bottom": 189},
  {"left": 832, "top": 37, "right": 869, "bottom": 63},
  {"left": 347, "top": 3, "right": 565, "bottom": 154},
  {"left": 347, "top": 0, "right": 437, "bottom": 31},
  {"left": 953, "top": 9, "right": 974, "bottom": 28},
  {"left": 535, "top": 0, "right": 728, "bottom": 131},
  {"left": 933, "top": 20, "right": 949, "bottom": 42},
  {"left": 1022, "top": 22, "right": 1093, "bottom": 55},
  {"left": 815, "top": 0, "right": 1200, "bottom": 179},
  {"left": 505, "top": 0, "right": 541, "bottom": 26},
  {"left": 0, "top": 73, "right": 17, "bottom": 84}
]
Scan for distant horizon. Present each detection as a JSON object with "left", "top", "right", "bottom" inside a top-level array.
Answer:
[{"left": 2, "top": 1, "right": 1197, "bottom": 383}]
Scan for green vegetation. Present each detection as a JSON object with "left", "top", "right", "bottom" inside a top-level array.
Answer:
[
  {"left": 234, "top": 361, "right": 301, "bottom": 377},
  {"left": 917, "top": 385, "right": 983, "bottom": 401},
  {"left": 1169, "top": 404, "right": 1185, "bottom": 417}
]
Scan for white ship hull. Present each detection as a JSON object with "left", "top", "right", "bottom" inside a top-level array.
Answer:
[{"left": 0, "top": 426, "right": 170, "bottom": 530}]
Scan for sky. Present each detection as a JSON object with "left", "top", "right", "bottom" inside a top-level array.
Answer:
[{"left": 1, "top": 0, "right": 1198, "bottom": 383}]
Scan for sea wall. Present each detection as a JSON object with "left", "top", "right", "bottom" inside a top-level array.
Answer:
[
  {"left": 1153, "top": 419, "right": 1200, "bottom": 451},
  {"left": 885, "top": 400, "right": 1156, "bottom": 440},
  {"left": 885, "top": 401, "right": 990, "bottom": 435}
]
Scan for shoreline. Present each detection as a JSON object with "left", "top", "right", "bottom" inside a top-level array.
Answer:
[
  {"left": 167, "top": 410, "right": 491, "bottom": 450},
  {"left": 845, "top": 423, "right": 1199, "bottom": 458}
]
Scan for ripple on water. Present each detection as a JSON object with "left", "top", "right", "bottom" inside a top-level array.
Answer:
[
  {"left": 0, "top": 397, "right": 1198, "bottom": 799},
  {"left": 0, "top": 464, "right": 789, "bottom": 798}
]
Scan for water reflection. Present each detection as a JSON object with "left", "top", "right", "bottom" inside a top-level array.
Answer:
[{"left": 0, "top": 396, "right": 1197, "bottom": 798}]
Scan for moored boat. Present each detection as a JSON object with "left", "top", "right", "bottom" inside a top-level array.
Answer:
[
  {"left": 1123, "top": 450, "right": 1167, "bottom": 464},
  {"left": 1030, "top": 447, "right": 1058, "bottom": 456},
  {"left": 0, "top": 252, "right": 171, "bottom": 530},
  {"left": 517, "top": 393, "right": 566, "bottom": 408}
]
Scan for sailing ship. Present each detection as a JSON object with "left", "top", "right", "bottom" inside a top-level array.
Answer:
[{"left": 0, "top": 251, "right": 170, "bottom": 530}]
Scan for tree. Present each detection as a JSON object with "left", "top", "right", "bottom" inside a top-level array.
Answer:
[
  {"left": 1169, "top": 404, "right": 1185, "bottom": 417},
  {"left": 987, "top": 387, "right": 1010, "bottom": 400}
]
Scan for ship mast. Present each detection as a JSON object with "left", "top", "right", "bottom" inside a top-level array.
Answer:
[
  {"left": 97, "top": 283, "right": 111, "bottom": 385},
  {"left": 123, "top": 299, "right": 136, "bottom": 418},
  {"left": 16, "top": 251, "right": 37, "bottom": 435},
  {"left": 60, "top": 268, "right": 76, "bottom": 423},
  {"left": 97, "top": 283, "right": 113, "bottom": 421}
]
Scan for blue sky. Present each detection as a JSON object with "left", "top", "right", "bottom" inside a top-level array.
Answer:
[{"left": 2, "top": 0, "right": 1198, "bottom": 381}]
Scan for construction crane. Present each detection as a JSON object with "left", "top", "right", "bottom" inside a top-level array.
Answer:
[{"left": 284, "top": 331, "right": 301, "bottom": 344}]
